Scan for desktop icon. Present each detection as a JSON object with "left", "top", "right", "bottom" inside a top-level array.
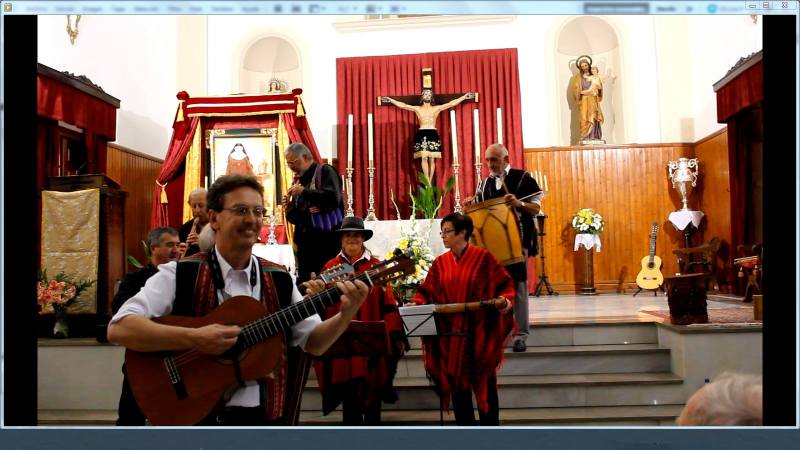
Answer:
[{"left": 3, "top": 3, "right": 11, "bottom": 12}]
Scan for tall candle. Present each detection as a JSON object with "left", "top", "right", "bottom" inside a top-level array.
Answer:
[
  {"left": 473, "top": 109, "right": 480, "bottom": 160},
  {"left": 367, "top": 113, "right": 374, "bottom": 164},
  {"left": 496, "top": 107, "right": 503, "bottom": 144},
  {"left": 450, "top": 110, "right": 458, "bottom": 165},
  {"left": 347, "top": 114, "right": 354, "bottom": 168}
]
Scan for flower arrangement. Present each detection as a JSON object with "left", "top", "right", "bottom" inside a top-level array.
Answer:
[
  {"left": 385, "top": 190, "right": 436, "bottom": 303},
  {"left": 37, "top": 269, "right": 95, "bottom": 338},
  {"left": 413, "top": 136, "right": 441, "bottom": 154},
  {"left": 571, "top": 208, "right": 604, "bottom": 235}
]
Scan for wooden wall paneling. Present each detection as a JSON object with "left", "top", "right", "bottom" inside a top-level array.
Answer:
[
  {"left": 525, "top": 144, "right": 696, "bottom": 293},
  {"left": 105, "top": 144, "right": 164, "bottom": 271},
  {"left": 693, "top": 128, "right": 733, "bottom": 290}
]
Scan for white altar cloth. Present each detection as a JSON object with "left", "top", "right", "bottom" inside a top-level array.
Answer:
[
  {"left": 364, "top": 219, "right": 446, "bottom": 259},
  {"left": 251, "top": 244, "right": 296, "bottom": 276}
]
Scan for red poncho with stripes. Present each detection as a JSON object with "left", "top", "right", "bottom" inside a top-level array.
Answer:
[
  {"left": 412, "top": 244, "right": 516, "bottom": 413},
  {"left": 312, "top": 250, "right": 404, "bottom": 414}
]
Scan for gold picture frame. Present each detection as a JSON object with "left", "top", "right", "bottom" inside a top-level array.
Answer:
[{"left": 207, "top": 128, "right": 279, "bottom": 211}]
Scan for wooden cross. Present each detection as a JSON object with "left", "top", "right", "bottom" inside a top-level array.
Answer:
[{"left": 377, "top": 67, "right": 479, "bottom": 107}]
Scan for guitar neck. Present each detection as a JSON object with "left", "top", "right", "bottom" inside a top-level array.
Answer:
[
  {"left": 648, "top": 227, "right": 658, "bottom": 264},
  {"left": 238, "top": 271, "right": 375, "bottom": 349}
]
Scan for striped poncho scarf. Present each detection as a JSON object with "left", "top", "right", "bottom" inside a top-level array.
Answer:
[{"left": 412, "top": 244, "right": 516, "bottom": 413}]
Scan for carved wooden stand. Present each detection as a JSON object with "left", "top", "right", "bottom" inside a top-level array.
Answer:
[{"left": 580, "top": 245, "right": 597, "bottom": 295}]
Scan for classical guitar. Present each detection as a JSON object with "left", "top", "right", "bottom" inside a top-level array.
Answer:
[
  {"left": 635, "top": 223, "right": 664, "bottom": 290},
  {"left": 124, "top": 251, "right": 415, "bottom": 425}
]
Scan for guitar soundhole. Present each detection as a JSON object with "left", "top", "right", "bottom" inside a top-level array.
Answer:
[{"left": 648, "top": 263, "right": 654, "bottom": 269}]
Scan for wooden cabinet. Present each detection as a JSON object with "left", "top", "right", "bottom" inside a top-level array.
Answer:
[{"left": 45, "top": 175, "right": 126, "bottom": 339}]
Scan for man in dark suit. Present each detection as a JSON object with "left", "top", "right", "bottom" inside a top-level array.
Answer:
[
  {"left": 281, "top": 143, "right": 344, "bottom": 285},
  {"left": 471, "top": 143, "right": 541, "bottom": 352}
]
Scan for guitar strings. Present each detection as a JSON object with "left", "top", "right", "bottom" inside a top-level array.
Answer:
[{"left": 169, "top": 263, "right": 402, "bottom": 368}]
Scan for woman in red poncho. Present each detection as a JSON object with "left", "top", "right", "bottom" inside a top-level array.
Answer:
[
  {"left": 412, "top": 212, "right": 515, "bottom": 426},
  {"left": 311, "top": 216, "right": 407, "bottom": 425}
]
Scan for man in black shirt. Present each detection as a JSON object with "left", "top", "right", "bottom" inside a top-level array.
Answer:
[
  {"left": 282, "top": 143, "right": 343, "bottom": 284},
  {"left": 178, "top": 188, "right": 209, "bottom": 257},
  {"left": 474, "top": 143, "right": 541, "bottom": 353},
  {"left": 111, "top": 227, "right": 180, "bottom": 425}
]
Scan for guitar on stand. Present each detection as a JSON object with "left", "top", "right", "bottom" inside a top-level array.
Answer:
[
  {"left": 124, "top": 250, "right": 415, "bottom": 425},
  {"left": 634, "top": 223, "right": 665, "bottom": 296}
]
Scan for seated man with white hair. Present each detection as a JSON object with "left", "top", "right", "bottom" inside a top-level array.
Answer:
[{"left": 676, "top": 372, "right": 763, "bottom": 426}]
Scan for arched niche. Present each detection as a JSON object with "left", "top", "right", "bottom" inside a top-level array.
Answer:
[
  {"left": 556, "top": 17, "right": 624, "bottom": 145},
  {"left": 238, "top": 35, "right": 302, "bottom": 94}
]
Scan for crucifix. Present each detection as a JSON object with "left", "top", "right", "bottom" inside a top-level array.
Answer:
[{"left": 378, "top": 67, "right": 478, "bottom": 183}]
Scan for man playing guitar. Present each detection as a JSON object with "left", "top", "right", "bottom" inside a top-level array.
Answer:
[{"left": 108, "top": 174, "right": 369, "bottom": 426}]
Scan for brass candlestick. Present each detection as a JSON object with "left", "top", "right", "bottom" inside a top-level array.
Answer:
[
  {"left": 474, "top": 161, "right": 483, "bottom": 199},
  {"left": 345, "top": 167, "right": 355, "bottom": 217},
  {"left": 453, "top": 161, "right": 462, "bottom": 213},
  {"left": 365, "top": 164, "right": 377, "bottom": 221},
  {"left": 266, "top": 213, "right": 277, "bottom": 245}
]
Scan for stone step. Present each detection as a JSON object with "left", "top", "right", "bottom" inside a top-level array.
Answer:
[
  {"left": 38, "top": 404, "right": 684, "bottom": 427},
  {"left": 309, "top": 343, "right": 671, "bottom": 380},
  {"left": 298, "top": 404, "right": 685, "bottom": 426},
  {"left": 393, "top": 344, "right": 672, "bottom": 378},
  {"left": 301, "top": 372, "right": 684, "bottom": 411},
  {"left": 403, "top": 322, "right": 659, "bottom": 350},
  {"left": 38, "top": 409, "right": 117, "bottom": 426}
]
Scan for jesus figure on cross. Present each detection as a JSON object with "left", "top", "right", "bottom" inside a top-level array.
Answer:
[{"left": 379, "top": 68, "right": 477, "bottom": 183}]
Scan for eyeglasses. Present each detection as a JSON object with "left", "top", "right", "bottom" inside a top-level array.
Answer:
[
  {"left": 439, "top": 228, "right": 456, "bottom": 236},
  {"left": 222, "top": 206, "right": 267, "bottom": 217}
]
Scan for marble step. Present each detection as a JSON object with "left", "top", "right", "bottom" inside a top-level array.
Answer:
[
  {"left": 391, "top": 344, "right": 672, "bottom": 379},
  {"left": 38, "top": 409, "right": 117, "bottom": 426},
  {"left": 402, "top": 322, "right": 659, "bottom": 350},
  {"left": 310, "top": 343, "right": 671, "bottom": 380},
  {"left": 38, "top": 404, "right": 684, "bottom": 427},
  {"left": 301, "top": 372, "right": 684, "bottom": 411},
  {"left": 298, "top": 404, "right": 685, "bottom": 426}
]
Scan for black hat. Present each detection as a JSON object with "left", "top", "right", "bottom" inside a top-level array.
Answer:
[{"left": 335, "top": 216, "right": 373, "bottom": 241}]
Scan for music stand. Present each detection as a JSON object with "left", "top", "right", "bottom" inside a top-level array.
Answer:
[
  {"left": 400, "top": 304, "right": 475, "bottom": 425},
  {"left": 533, "top": 214, "right": 558, "bottom": 297}
]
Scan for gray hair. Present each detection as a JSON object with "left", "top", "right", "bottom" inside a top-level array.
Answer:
[
  {"left": 677, "top": 372, "right": 763, "bottom": 426},
  {"left": 147, "top": 227, "right": 178, "bottom": 246},
  {"left": 486, "top": 143, "right": 509, "bottom": 159},
  {"left": 285, "top": 142, "right": 313, "bottom": 159},
  {"left": 187, "top": 188, "right": 207, "bottom": 204},
  {"left": 198, "top": 224, "right": 216, "bottom": 252}
]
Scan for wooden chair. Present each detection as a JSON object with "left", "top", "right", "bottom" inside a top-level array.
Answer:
[
  {"left": 734, "top": 243, "right": 762, "bottom": 303},
  {"left": 672, "top": 237, "right": 721, "bottom": 291}
]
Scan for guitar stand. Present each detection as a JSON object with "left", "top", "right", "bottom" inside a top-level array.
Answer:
[
  {"left": 534, "top": 214, "right": 558, "bottom": 297},
  {"left": 633, "top": 285, "right": 666, "bottom": 297}
]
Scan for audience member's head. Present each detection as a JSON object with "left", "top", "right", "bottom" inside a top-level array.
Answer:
[
  {"left": 147, "top": 227, "right": 180, "bottom": 266},
  {"left": 188, "top": 188, "right": 209, "bottom": 225},
  {"left": 198, "top": 223, "right": 216, "bottom": 252},
  {"left": 676, "top": 372, "right": 762, "bottom": 426}
]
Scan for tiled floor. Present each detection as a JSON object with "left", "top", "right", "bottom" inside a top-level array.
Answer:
[{"left": 527, "top": 293, "right": 746, "bottom": 325}]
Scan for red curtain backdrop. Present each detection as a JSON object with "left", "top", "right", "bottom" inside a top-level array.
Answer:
[
  {"left": 716, "top": 58, "right": 763, "bottom": 293},
  {"left": 336, "top": 48, "right": 524, "bottom": 219},
  {"left": 151, "top": 95, "right": 322, "bottom": 229},
  {"left": 37, "top": 75, "right": 117, "bottom": 140}
]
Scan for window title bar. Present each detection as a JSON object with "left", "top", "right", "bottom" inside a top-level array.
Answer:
[{"left": 1, "top": 1, "right": 798, "bottom": 15}]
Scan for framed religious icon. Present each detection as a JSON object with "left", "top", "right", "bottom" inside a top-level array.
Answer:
[{"left": 207, "top": 128, "right": 279, "bottom": 211}]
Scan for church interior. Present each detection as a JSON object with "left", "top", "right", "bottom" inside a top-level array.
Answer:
[{"left": 25, "top": 13, "right": 776, "bottom": 426}]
